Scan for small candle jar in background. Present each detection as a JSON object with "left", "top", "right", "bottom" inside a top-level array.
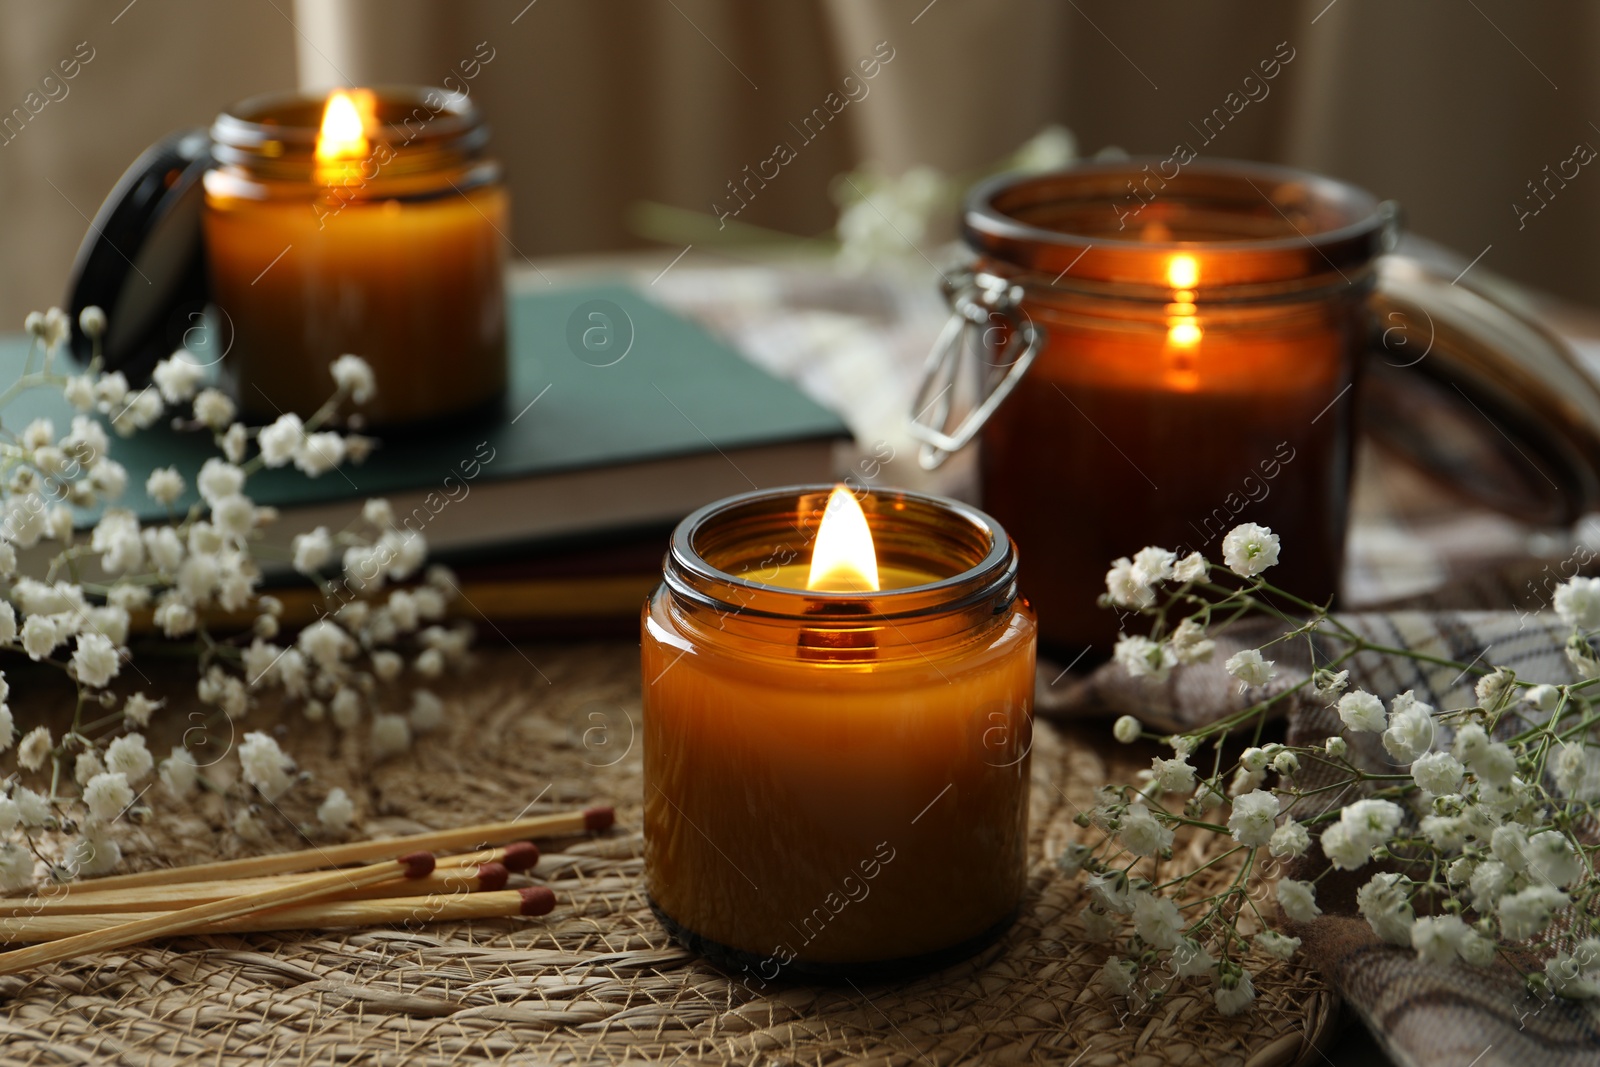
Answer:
[
  {"left": 915, "top": 161, "right": 1394, "bottom": 654},
  {"left": 203, "top": 87, "right": 507, "bottom": 428},
  {"left": 642, "top": 485, "right": 1036, "bottom": 977}
]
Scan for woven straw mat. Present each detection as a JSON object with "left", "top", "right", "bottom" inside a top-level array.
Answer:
[{"left": 0, "top": 643, "right": 1334, "bottom": 1066}]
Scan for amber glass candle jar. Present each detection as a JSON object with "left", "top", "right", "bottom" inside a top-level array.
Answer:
[
  {"left": 642, "top": 485, "right": 1036, "bottom": 978},
  {"left": 914, "top": 161, "right": 1394, "bottom": 654},
  {"left": 203, "top": 87, "right": 507, "bottom": 428}
]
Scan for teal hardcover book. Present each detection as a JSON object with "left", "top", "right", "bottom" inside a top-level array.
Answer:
[{"left": 0, "top": 284, "right": 849, "bottom": 562}]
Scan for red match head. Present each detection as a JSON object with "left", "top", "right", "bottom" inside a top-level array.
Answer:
[
  {"left": 399, "top": 852, "right": 436, "bottom": 879},
  {"left": 518, "top": 885, "right": 556, "bottom": 916},
  {"left": 475, "top": 862, "right": 510, "bottom": 892},
  {"left": 501, "top": 842, "right": 540, "bottom": 872},
  {"left": 583, "top": 805, "right": 615, "bottom": 832}
]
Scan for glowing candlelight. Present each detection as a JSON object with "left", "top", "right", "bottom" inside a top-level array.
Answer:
[
  {"left": 806, "top": 485, "right": 880, "bottom": 592},
  {"left": 314, "top": 89, "right": 376, "bottom": 162}
]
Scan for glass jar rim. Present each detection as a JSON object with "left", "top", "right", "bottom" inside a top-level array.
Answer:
[
  {"left": 664, "top": 485, "right": 1019, "bottom": 623},
  {"left": 210, "top": 85, "right": 486, "bottom": 162},
  {"left": 964, "top": 158, "right": 1397, "bottom": 292}
]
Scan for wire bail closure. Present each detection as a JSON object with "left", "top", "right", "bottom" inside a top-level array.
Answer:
[{"left": 907, "top": 271, "right": 1044, "bottom": 470}]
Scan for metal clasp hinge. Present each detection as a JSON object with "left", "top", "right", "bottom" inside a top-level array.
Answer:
[{"left": 907, "top": 271, "right": 1044, "bottom": 470}]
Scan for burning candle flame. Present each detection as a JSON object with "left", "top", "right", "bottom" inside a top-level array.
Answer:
[
  {"left": 806, "top": 485, "right": 880, "bottom": 592},
  {"left": 1166, "top": 254, "right": 1199, "bottom": 290},
  {"left": 315, "top": 89, "right": 376, "bottom": 162}
]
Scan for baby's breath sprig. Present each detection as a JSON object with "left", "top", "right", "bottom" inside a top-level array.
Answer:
[
  {"left": 1081, "top": 522, "right": 1600, "bottom": 1014},
  {"left": 0, "top": 307, "right": 472, "bottom": 889}
]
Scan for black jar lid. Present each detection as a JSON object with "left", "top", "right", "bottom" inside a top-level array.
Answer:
[{"left": 64, "top": 126, "right": 214, "bottom": 383}]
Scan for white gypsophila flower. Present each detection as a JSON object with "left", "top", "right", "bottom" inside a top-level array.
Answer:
[
  {"left": 1523, "top": 684, "right": 1560, "bottom": 713},
  {"left": 1498, "top": 885, "right": 1569, "bottom": 941},
  {"left": 64, "top": 374, "right": 96, "bottom": 411},
  {"left": 1554, "top": 576, "right": 1600, "bottom": 630},
  {"left": 1104, "top": 556, "right": 1155, "bottom": 610},
  {"left": 153, "top": 597, "right": 197, "bottom": 638},
  {"left": 0, "top": 543, "right": 15, "bottom": 579},
  {"left": 370, "top": 712, "right": 413, "bottom": 760},
  {"left": 211, "top": 494, "right": 255, "bottom": 543},
  {"left": 238, "top": 731, "right": 294, "bottom": 800},
  {"left": 1342, "top": 798, "right": 1405, "bottom": 850},
  {"left": 123, "top": 693, "right": 159, "bottom": 727},
  {"left": 17, "top": 724, "right": 51, "bottom": 770},
  {"left": 1167, "top": 617, "right": 1215, "bottom": 664},
  {"left": 1527, "top": 832, "right": 1584, "bottom": 888},
  {"left": 1410, "top": 751, "right": 1465, "bottom": 795},
  {"left": 1411, "top": 914, "right": 1470, "bottom": 965},
  {"left": 1460, "top": 930, "right": 1499, "bottom": 968},
  {"left": 67, "top": 827, "right": 121, "bottom": 876},
  {"left": 110, "top": 387, "right": 163, "bottom": 436},
  {"left": 242, "top": 639, "right": 282, "bottom": 687},
  {"left": 90, "top": 511, "right": 143, "bottom": 574},
  {"left": 192, "top": 387, "right": 236, "bottom": 430},
  {"left": 1311, "top": 668, "right": 1348, "bottom": 700},
  {"left": 292, "top": 526, "right": 333, "bottom": 574},
  {"left": 1454, "top": 724, "right": 1518, "bottom": 788},
  {"left": 330, "top": 687, "right": 361, "bottom": 729},
  {"left": 1421, "top": 814, "right": 1468, "bottom": 851},
  {"left": 0, "top": 843, "right": 34, "bottom": 892},
  {"left": 1097, "top": 956, "right": 1138, "bottom": 996},
  {"left": 1131, "top": 546, "right": 1175, "bottom": 587},
  {"left": 143, "top": 526, "right": 184, "bottom": 572},
  {"left": 1474, "top": 668, "right": 1515, "bottom": 711},
  {"left": 1080, "top": 905, "right": 1117, "bottom": 942},
  {"left": 1171, "top": 936, "right": 1216, "bottom": 979},
  {"left": 413, "top": 648, "right": 445, "bottom": 679},
  {"left": 159, "top": 747, "right": 198, "bottom": 798},
  {"left": 1254, "top": 931, "right": 1300, "bottom": 960},
  {"left": 1119, "top": 805, "right": 1173, "bottom": 857},
  {"left": 152, "top": 349, "right": 206, "bottom": 403},
  {"left": 259, "top": 413, "right": 304, "bottom": 467},
  {"left": 1319, "top": 823, "right": 1368, "bottom": 871},
  {"left": 0, "top": 797, "right": 18, "bottom": 833},
  {"left": 83, "top": 771, "right": 133, "bottom": 821},
  {"left": 1240, "top": 746, "right": 1270, "bottom": 773},
  {"left": 1338, "top": 690, "right": 1387, "bottom": 733},
  {"left": 372, "top": 650, "right": 403, "bottom": 683},
  {"left": 1132, "top": 892, "right": 1183, "bottom": 950},
  {"left": 1229, "top": 764, "right": 1265, "bottom": 796},
  {"left": 331, "top": 354, "right": 376, "bottom": 404},
  {"left": 1227, "top": 789, "right": 1279, "bottom": 847},
  {"left": 1277, "top": 878, "right": 1320, "bottom": 922},
  {"left": 221, "top": 421, "right": 247, "bottom": 463},
  {"left": 1225, "top": 648, "right": 1275, "bottom": 687},
  {"left": 1172, "top": 551, "right": 1207, "bottom": 583},
  {"left": 105, "top": 733, "right": 153, "bottom": 784},
  {"left": 74, "top": 750, "right": 104, "bottom": 785},
  {"left": 1356, "top": 872, "right": 1416, "bottom": 946},
  {"left": 409, "top": 689, "right": 445, "bottom": 733},
  {"left": 232, "top": 807, "right": 266, "bottom": 841},
  {"left": 298, "top": 619, "right": 353, "bottom": 669},
  {"left": 1271, "top": 750, "right": 1299, "bottom": 776},
  {"left": 1269, "top": 819, "right": 1310, "bottom": 859},
  {"left": 1554, "top": 741, "right": 1600, "bottom": 801},
  {"left": 78, "top": 305, "right": 106, "bottom": 337},
  {"left": 362, "top": 497, "right": 394, "bottom": 528},
  {"left": 1221, "top": 523, "right": 1279, "bottom": 577},
  {"left": 294, "top": 432, "right": 346, "bottom": 476},
  {"left": 1149, "top": 756, "right": 1196, "bottom": 795},
  {"left": 413, "top": 586, "right": 448, "bottom": 619},
  {"left": 12, "top": 786, "right": 50, "bottom": 827},
  {"left": 21, "top": 615, "right": 62, "bottom": 661},
  {"left": 1056, "top": 843, "right": 1093, "bottom": 876},
  {"left": 318, "top": 786, "right": 356, "bottom": 830},
  {"left": 1113, "top": 634, "right": 1174, "bottom": 682},
  {"left": 1214, "top": 969, "right": 1255, "bottom": 1016},
  {"left": 378, "top": 528, "right": 427, "bottom": 581},
  {"left": 21, "top": 416, "right": 52, "bottom": 450},
  {"left": 1546, "top": 952, "right": 1600, "bottom": 1000},
  {"left": 196, "top": 457, "right": 244, "bottom": 505},
  {"left": 0, "top": 703, "right": 11, "bottom": 751},
  {"left": 1087, "top": 870, "right": 1133, "bottom": 914},
  {"left": 387, "top": 590, "right": 419, "bottom": 632},
  {"left": 1382, "top": 691, "right": 1435, "bottom": 763},
  {"left": 71, "top": 632, "right": 121, "bottom": 689},
  {"left": 1470, "top": 860, "right": 1514, "bottom": 908}
]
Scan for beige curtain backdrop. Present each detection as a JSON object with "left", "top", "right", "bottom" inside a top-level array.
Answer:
[{"left": 1, "top": 0, "right": 1598, "bottom": 325}]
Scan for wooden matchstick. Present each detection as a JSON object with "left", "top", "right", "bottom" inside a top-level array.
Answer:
[
  {"left": 0, "top": 852, "right": 436, "bottom": 975},
  {"left": 2, "top": 862, "right": 515, "bottom": 916},
  {"left": 0, "top": 887, "right": 557, "bottom": 944},
  {"left": 68, "top": 807, "right": 608, "bottom": 891}
]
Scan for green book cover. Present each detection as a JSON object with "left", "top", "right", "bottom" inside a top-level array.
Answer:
[{"left": 0, "top": 283, "right": 849, "bottom": 526}]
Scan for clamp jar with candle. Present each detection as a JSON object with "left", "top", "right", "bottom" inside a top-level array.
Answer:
[
  {"left": 642, "top": 485, "right": 1035, "bottom": 977},
  {"left": 911, "top": 160, "right": 1385, "bottom": 654},
  {"left": 203, "top": 87, "right": 508, "bottom": 428}
]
